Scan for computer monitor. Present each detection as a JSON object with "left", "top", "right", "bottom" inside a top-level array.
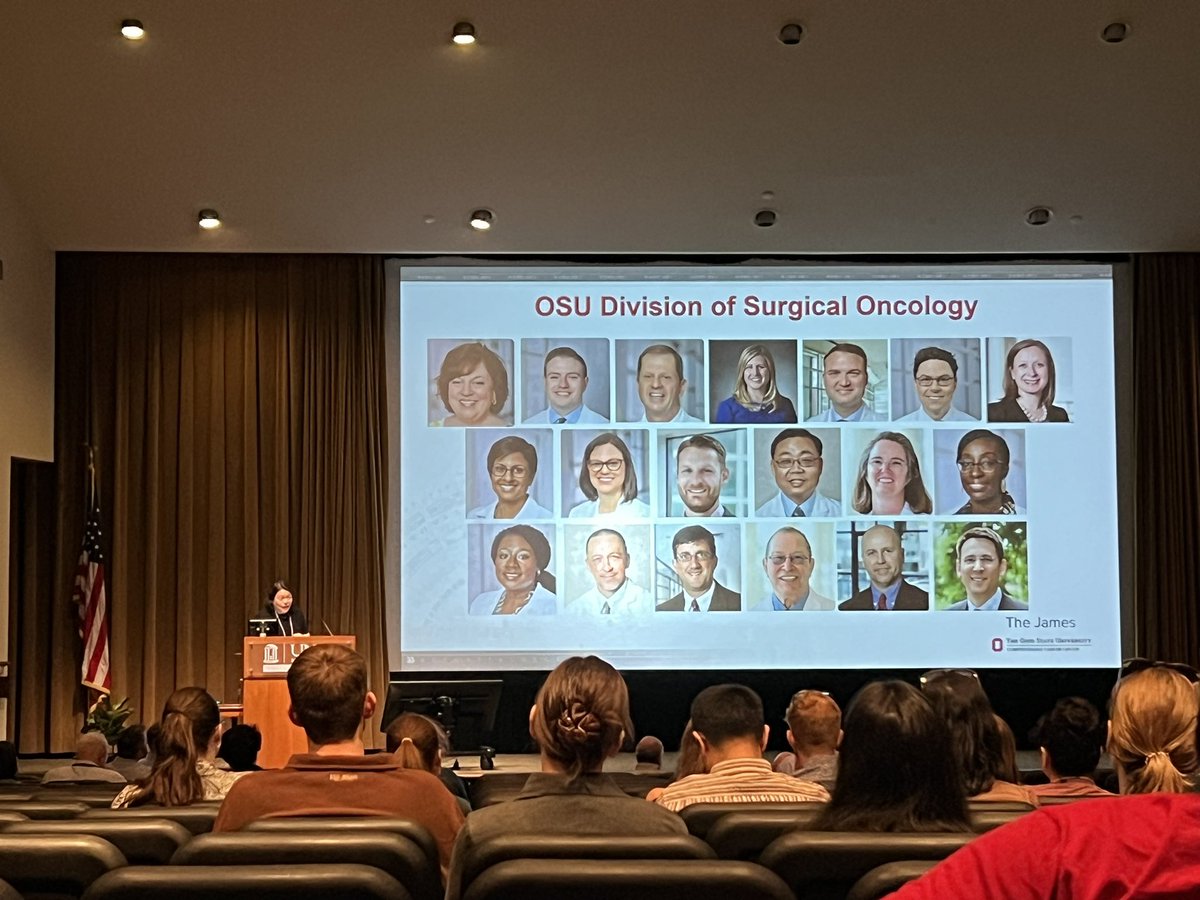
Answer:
[
  {"left": 381, "top": 679, "right": 502, "bottom": 753},
  {"left": 247, "top": 617, "right": 280, "bottom": 637}
]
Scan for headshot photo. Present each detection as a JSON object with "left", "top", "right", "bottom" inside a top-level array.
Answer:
[
  {"left": 754, "top": 428, "right": 842, "bottom": 517},
  {"left": 466, "top": 523, "right": 558, "bottom": 616},
  {"left": 520, "top": 339, "right": 610, "bottom": 425},
  {"left": 709, "top": 341, "right": 798, "bottom": 424},
  {"left": 847, "top": 430, "right": 933, "bottom": 516},
  {"left": 563, "top": 525, "right": 653, "bottom": 616},
  {"left": 465, "top": 431, "right": 554, "bottom": 520},
  {"left": 933, "top": 429, "right": 1027, "bottom": 516},
  {"left": 802, "top": 339, "right": 888, "bottom": 422},
  {"left": 986, "top": 337, "right": 1073, "bottom": 423},
  {"left": 427, "top": 339, "right": 514, "bottom": 427},
  {"left": 614, "top": 340, "right": 705, "bottom": 424},
  {"left": 837, "top": 522, "right": 930, "bottom": 611},
  {"left": 891, "top": 339, "right": 982, "bottom": 422},
  {"left": 562, "top": 430, "right": 651, "bottom": 519},
  {"left": 934, "top": 521, "right": 1029, "bottom": 611},
  {"left": 654, "top": 524, "right": 742, "bottom": 612},
  {"left": 661, "top": 430, "right": 747, "bottom": 518},
  {"left": 746, "top": 522, "right": 836, "bottom": 611}
]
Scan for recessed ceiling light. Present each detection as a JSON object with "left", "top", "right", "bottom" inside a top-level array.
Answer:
[
  {"left": 1100, "top": 21, "right": 1130, "bottom": 43},
  {"left": 469, "top": 209, "right": 493, "bottom": 230},
  {"left": 778, "top": 24, "right": 804, "bottom": 45},
  {"left": 1025, "top": 206, "right": 1053, "bottom": 227},
  {"left": 197, "top": 209, "right": 222, "bottom": 230},
  {"left": 120, "top": 19, "right": 145, "bottom": 41},
  {"left": 754, "top": 209, "right": 777, "bottom": 227},
  {"left": 452, "top": 22, "right": 476, "bottom": 45}
]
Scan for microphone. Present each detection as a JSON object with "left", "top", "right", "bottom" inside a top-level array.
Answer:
[{"left": 322, "top": 619, "right": 334, "bottom": 635}]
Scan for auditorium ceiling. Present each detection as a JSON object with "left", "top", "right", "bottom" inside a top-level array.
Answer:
[{"left": 0, "top": 2, "right": 1196, "bottom": 254}]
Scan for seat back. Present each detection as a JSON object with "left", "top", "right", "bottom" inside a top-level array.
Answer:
[
  {"left": 462, "top": 858, "right": 794, "bottom": 900},
  {"left": 705, "top": 808, "right": 823, "bottom": 859},
  {"left": 680, "top": 801, "right": 826, "bottom": 839},
  {"left": 7, "top": 817, "right": 192, "bottom": 864},
  {"left": 82, "top": 863, "right": 412, "bottom": 900},
  {"left": 604, "top": 772, "right": 673, "bottom": 798},
  {"left": 0, "top": 810, "right": 29, "bottom": 827},
  {"left": 36, "top": 785, "right": 126, "bottom": 808},
  {"left": 80, "top": 803, "right": 220, "bottom": 835},
  {"left": 244, "top": 815, "right": 439, "bottom": 869},
  {"left": 172, "top": 830, "right": 440, "bottom": 900},
  {"left": 970, "top": 808, "right": 1032, "bottom": 833},
  {"left": 0, "top": 832, "right": 127, "bottom": 897},
  {"left": 0, "top": 799, "right": 89, "bottom": 819},
  {"left": 760, "top": 830, "right": 974, "bottom": 900},
  {"left": 846, "top": 860, "right": 939, "bottom": 900},
  {"left": 965, "top": 800, "right": 1035, "bottom": 813}
]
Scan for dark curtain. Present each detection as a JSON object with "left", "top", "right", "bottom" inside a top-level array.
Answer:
[
  {"left": 25, "top": 253, "right": 388, "bottom": 753},
  {"left": 1133, "top": 254, "right": 1200, "bottom": 666}
]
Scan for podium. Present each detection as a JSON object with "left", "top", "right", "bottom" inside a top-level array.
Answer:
[{"left": 242, "top": 635, "right": 356, "bottom": 769}]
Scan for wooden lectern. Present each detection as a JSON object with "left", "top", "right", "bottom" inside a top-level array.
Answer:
[{"left": 242, "top": 635, "right": 356, "bottom": 769}]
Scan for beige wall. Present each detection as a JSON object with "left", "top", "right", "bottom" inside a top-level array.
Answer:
[{"left": 0, "top": 167, "right": 55, "bottom": 736}]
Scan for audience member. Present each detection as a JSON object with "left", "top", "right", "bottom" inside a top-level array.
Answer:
[
  {"left": 813, "top": 681, "right": 970, "bottom": 833},
  {"left": 1108, "top": 665, "right": 1199, "bottom": 795},
  {"left": 214, "top": 645, "right": 465, "bottom": 873},
  {"left": 112, "top": 687, "right": 243, "bottom": 807},
  {"left": 109, "top": 724, "right": 151, "bottom": 782},
  {"left": 772, "top": 689, "right": 841, "bottom": 792},
  {"left": 447, "top": 656, "right": 686, "bottom": 899},
  {"left": 42, "top": 731, "right": 126, "bottom": 785},
  {"left": 0, "top": 740, "right": 19, "bottom": 782},
  {"left": 1028, "top": 697, "right": 1113, "bottom": 799},
  {"left": 385, "top": 711, "right": 471, "bottom": 814},
  {"left": 653, "top": 684, "right": 829, "bottom": 811},
  {"left": 634, "top": 735, "right": 664, "bottom": 772},
  {"left": 920, "top": 670, "right": 1038, "bottom": 806},
  {"left": 217, "top": 723, "right": 263, "bottom": 772},
  {"left": 993, "top": 714, "right": 1021, "bottom": 784},
  {"left": 647, "top": 719, "right": 703, "bottom": 802}
]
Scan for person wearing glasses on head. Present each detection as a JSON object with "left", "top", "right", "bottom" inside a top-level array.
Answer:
[
  {"left": 657, "top": 525, "right": 741, "bottom": 611},
  {"left": 838, "top": 524, "right": 928, "bottom": 611},
  {"left": 953, "top": 430, "right": 1023, "bottom": 515},
  {"left": 468, "top": 436, "right": 552, "bottom": 519},
  {"left": 756, "top": 429, "right": 841, "bottom": 518},
  {"left": 754, "top": 526, "right": 832, "bottom": 610},
  {"left": 568, "top": 432, "right": 650, "bottom": 519},
  {"left": 945, "top": 525, "right": 1027, "bottom": 611},
  {"left": 569, "top": 528, "right": 651, "bottom": 616},
  {"left": 897, "top": 346, "right": 977, "bottom": 422}
]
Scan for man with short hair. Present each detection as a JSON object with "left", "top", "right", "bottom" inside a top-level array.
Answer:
[
  {"left": 1028, "top": 697, "right": 1113, "bottom": 798},
  {"left": 109, "top": 724, "right": 151, "bottom": 781},
  {"left": 653, "top": 684, "right": 829, "bottom": 811},
  {"left": 675, "top": 434, "right": 733, "bottom": 517},
  {"left": 41, "top": 731, "right": 127, "bottom": 785},
  {"left": 807, "top": 343, "right": 881, "bottom": 422},
  {"left": 524, "top": 347, "right": 607, "bottom": 424},
  {"left": 838, "top": 524, "right": 929, "bottom": 610},
  {"left": 756, "top": 429, "right": 841, "bottom": 517},
  {"left": 755, "top": 526, "right": 833, "bottom": 610},
  {"left": 570, "top": 528, "right": 652, "bottom": 615},
  {"left": 214, "top": 644, "right": 465, "bottom": 873},
  {"left": 771, "top": 690, "right": 841, "bottom": 792},
  {"left": 633, "top": 736, "right": 664, "bottom": 772},
  {"left": 657, "top": 525, "right": 741, "bottom": 612},
  {"left": 636, "top": 344, "right": 701, "bottom": 423},
  {"left": 897, "top": 346, "right": 976, "bottom": 422},
  {"left": 945, "top": 526, "right": 1028, "bottom": 610}
]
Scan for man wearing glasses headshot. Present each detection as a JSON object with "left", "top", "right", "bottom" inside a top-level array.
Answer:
[
  {"left": 756, "top": 429, "right": 841, "bottom": 517},
  {"left": 897, "top": 346, "right": 977, "bottom": 422},
  {"left": 754, "top": 526, "right": 833, "bottom": 610},
  {"left": 656, "top": 525, "right": 740, "bottom": 611}
]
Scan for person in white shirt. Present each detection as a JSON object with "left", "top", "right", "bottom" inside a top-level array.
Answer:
[
  {"left": 523, "top": 346, "right": 608, "bottom": 425},
  {"left": 567, "top": 432, "right": 650, "bottom": 519},
  {"left": 569, "top": 529, "right": 651, "bottom": 615},
  {"left": 807, "top": 343, "right": 881, "bottom": 422},
  {"left": 754, "top": 526, "right": 833, "bottom": 611},
  {"left": 896, "top": 346, "right": 977, "bottom": 422},
  {"left": 756, "top": 428, "right": 841, "bottom": 518},
  {"left": 675, "top": 434, "right": 734, "bottom": 517},
  {"left": 635, "top": 344, "right": 701, "bottom": 423},
  {"left": 850, "top": 431, "right": 932, "bottom": 515},
  {"left": 944, "top": 526, "right": 1027, "bottom": 610},
  {"left": 467, "top": 435, "right": 552, "bottom": 519}
]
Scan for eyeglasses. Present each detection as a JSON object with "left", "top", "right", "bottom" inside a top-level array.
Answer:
[
  {"left": 587, "top": 459, "right": 625, "bottom": 473},
  {"left": 675, "top": 550, "right": 713, "bottom": 564},
  {"left": 919, "top": 668, "right": 978, "bottom": 687},
  {"left": 491, "top": 464, "right": 528, "bottom": 478},
  {"left": 956, "top": 458, "right": 1004, "bottom": 473},
  {"left": 1118, "top": 658, "right": 1200, "bottom": 684},
  {"left": 916, "top": 375, "right": 955, "bottom": 388},
  {"left": 773, "top": 455, "right": 820, "bottom": 471},
  {"left": 766, "top": 554, "right": 812, "bottom": 567}
]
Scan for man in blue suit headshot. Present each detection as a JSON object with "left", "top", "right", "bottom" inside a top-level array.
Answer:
[{"left": 945, "top": 525, "right": 1028, "bottom": 611}]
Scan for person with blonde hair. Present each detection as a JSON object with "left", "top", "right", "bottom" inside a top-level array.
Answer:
[
  {"left": 715, "top": 344, "right": 797, "bottom": 424},
  {"left": 386, "top": 712, "right": 470, "bottom": 814},
  {"left": 1108, "top": 664, "right": 1199, "bottom": 794}
]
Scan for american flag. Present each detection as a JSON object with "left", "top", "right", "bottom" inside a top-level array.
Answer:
[{"left": 73, "top": 504, "right": 111, "bottom": 694}]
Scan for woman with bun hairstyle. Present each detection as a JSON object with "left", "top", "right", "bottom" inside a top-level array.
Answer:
[{"left": 445, "top": 656, "right": 686, "bottom": 899}]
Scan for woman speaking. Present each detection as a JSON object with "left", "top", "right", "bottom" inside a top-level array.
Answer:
[{"left": 257, "top": 580, "right": 309, "bottom": 636}]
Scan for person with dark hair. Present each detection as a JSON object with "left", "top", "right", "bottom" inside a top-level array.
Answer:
[
  {"left": 945, "top": 526, "right": 1028, "bottom": 611},
  {"left": 634, "top": 736, "right": 664, "bottom": 772},
  {"left": 920, "top": 669, "right": 1038, "bottom": 805},
  {"left": 814, "top": 681, "right": 971, "bottom": 832},
  {"left": 756, "top": 428, "right": 841, "bottom": 517},
  {"left": 674, "top": 434, "right": 733, "bottom": 517},
  {"left": 111, "top": 687, "right": 243, "bottom": 807},
  {"left": 467, "top": 436, "right": 551, "bottom": 520},
  {"left": 987, "top": 338, "right": 1069, "bottom": 423},
  {"left": 898, "top": 346, "right": 976, "bottom": 422},
  {"left": 1029, "top": 698, "right": 1112, "bottom": 798},
  {"left": 571, "top": 528, "right": 650, "bottom": 616},
  {"left": 714, "top": 344, "right": 798, "bottom": 424},
  {"left": 636, "top": 344, "right": 701, "bottom": 423},
  {"left": 43, "top": 731, "right": 127, "bottom": 785},
  {"left": 657, "top": 525, "right": 741, "bottom": 612},
  {"left": 214, "top": 645, "right": 465, "bottom": 873},
  {"left": 469, "top": 524, "right": 558, "bottom": 615},
  {"left": 217, "top": 724, "right": 263, "bottom": 772},
  {"left": 109, "top": 724, "right": 151, "bottom": 782},
  {"left": 569, "top": 432, "right": 649, "bottom": 518},
  {"left": 647, "top": 719, "right": 705, "bottom": 803},
  {"left": 839, "top": 524, "right": 929, "bottom": 611},
  {"left": 433, "top": 341, "right": 511, "bottom": 427},
  {"left": 0, "top": 741, "right": 18, "bottom": 782},
  {"left": 808, "top": 343, "right": 880, "bottom": 422},
  {"left": 446, "top": 656, "right": 686, "bottom": 900},
  {"left": 653, "top": 684, "right": 829, "bottom": 811},
  {"left": 954, "top": 430, "right": 1023, "bottom": 515},
  {"left": 386, "top": 712, "right": 471, "bottom": 814},
  {"left": 772, "top": 690, "right": 841, "bottom": 791},
  {"left": 524, "top": 346, "right": 607, "bottom": 424},
  {"left": 255, "top": 580, "right": 309, "bottom": 636},
  {"left": 851, "top": 431, "right": 933, "bottom": 515}
]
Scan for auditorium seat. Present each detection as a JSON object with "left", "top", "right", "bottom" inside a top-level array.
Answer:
[
  {"left": 36, "top": 786, "right": 127, "bottom": 808},
  {"left": 1037, "top": 794, "right": 1113, "bottom": 806},
  {"left": 759, "top": 830, "right": 975, "bottom": 900},
  {"left": 0, "top": 810, "right": 30, "bottom": 826},
  {"left": 0, "top": 878, "right": 20, "bottom": 900},
  {"left": 81, "top": 863, "right": 412, "bottom": 900},
  {"left": 80, "top": 803, "right": 220, "bottom": 835},
  {"left": 603, "top": 772, "right": 674, "bottom": 798},
  {"left": 970, "top": 808, "right": 1033, "bottom": 833},
  {"left": 0, "top": 799, "right": 89, "bottom": 819},
  {"left": 965, "top": 800, "right": 1035, "bottom": 813},
  {"left": 705, "top": 809, "right": 822, "bottom": 860},
  {"left": 0, "top": 832, "right": 127, "bottom": 897},
  {"left": 6, "top": 817, "right": 192, "bottom": 864},
  {"left": 680, "top": 801, "right": 825, "bottom": 840},
  {"left": 245, "top": 816, "right": 439, "bottom": 871},
  {"left": 171, "top": 831, "right": 440, "bottom": 900},
  {"left": 461, "top": 858, "right": 794, "bottom": 900},
  {"left": 845, "top": 861, "right": 939, "bottom": 900}
]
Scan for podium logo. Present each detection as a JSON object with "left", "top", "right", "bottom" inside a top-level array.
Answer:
[
  {"left": 991, "top": 638, "right": 1004, "bottom": 652},
  {"left": 263, "top": 643, "right": 280, "bottom": 664}
]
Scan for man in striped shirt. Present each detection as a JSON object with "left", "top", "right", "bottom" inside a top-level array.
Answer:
[{"left": 653, "top": 684, "right": 830, "bottom": 812}]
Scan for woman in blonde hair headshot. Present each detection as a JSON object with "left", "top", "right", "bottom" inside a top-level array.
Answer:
[
  {"left": 715, "top": 344, "right": 798, "bottom": 424},
  {"left": 1108, "top": 663, "right": 1199, "bottom": 795}
]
